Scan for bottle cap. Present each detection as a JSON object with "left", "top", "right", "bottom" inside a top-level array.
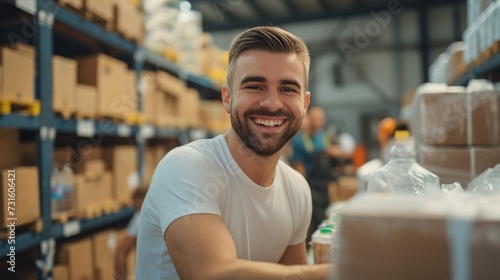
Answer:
[
  {"left": 320, "top": 228, "right": 333, "bottom": 234},
  {"left": 394, "top": 130, "right": 410, "bottom": 141}
]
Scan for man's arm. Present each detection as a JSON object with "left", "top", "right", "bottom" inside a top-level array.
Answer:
[
  {"left": 278, "top": 242, "right": 308, "bottom": 265},
  {"left": 165, "top": 213, "right": 330, "bottom": 280},
  {"left": 115, "top": 235, "right": 136, "bottom": 280}
]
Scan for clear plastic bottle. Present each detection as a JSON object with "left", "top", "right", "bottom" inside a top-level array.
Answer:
[
  {"left": 367, "top": 130, "right": 440, "bottom": 195},
  {"left": 312, "top": 228, "right": 334, "bottom": 264}
]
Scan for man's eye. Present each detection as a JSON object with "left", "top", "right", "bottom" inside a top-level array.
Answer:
[
  {"left": 281, "top": 87, "right": 297, "bottom": 93},
  {"left": 245, "top": 85, "right": 261, "bottom": 90}
]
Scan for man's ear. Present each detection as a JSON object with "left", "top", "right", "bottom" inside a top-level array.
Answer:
[
  {"left": 304, "top": 91, "right": 311, "bottom": 112},
  {"left": 221, "top": 84, "right": 231, "bottom": 113}
]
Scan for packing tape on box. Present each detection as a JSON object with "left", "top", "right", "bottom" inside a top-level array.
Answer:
[
  {"left": 470, "top": 147, "right": 476, "bottom": 179},
  {"left": 466, "top": 91, "right": 474, "bottom": 145},
  {"left": 447, "top": 217, "right": 473, "bottom": 280}
]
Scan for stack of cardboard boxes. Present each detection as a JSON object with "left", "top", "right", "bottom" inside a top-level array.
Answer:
[
  {"left": 408, "top": 82, "right": 500, "bottom": 187},
  {"left": 0, "top": 129, "right": 40, "bottom": 234},
  {"left": 53, "top": 228, "right": 136, "bottom": 280}
]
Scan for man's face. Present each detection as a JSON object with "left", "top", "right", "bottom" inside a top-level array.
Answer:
[{"left": 223, "top": 50, "right": 310, "bottom": 157}]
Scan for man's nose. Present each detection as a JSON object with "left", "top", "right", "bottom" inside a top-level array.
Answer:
[{"left": 259, "top": 90, "right": 283, "bottom": 111}]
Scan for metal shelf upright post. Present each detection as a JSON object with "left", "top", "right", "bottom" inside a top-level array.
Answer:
[{"left": 35, "top": 0, "right": 56, "bottom": 279}]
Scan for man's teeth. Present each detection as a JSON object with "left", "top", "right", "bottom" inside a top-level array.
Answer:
[{"left": 253, "top": 119, "right": 284, "bottom": 127}]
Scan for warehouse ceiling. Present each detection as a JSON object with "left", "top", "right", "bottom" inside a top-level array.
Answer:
[{"left": 187, "top": 0, "right": 465, "bottom": 32}]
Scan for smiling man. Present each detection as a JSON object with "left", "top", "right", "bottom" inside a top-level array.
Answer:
[{"left": 136, "top": 26, "right": 331, "bottom": 280}]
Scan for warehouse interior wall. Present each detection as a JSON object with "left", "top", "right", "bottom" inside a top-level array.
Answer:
[{"left": 210, "top": 2, "right": 466, "bottom": 156}]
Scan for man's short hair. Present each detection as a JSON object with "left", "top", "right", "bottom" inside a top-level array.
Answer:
[{"left": 227, "top": 26, "right": 310, "bottom": 91}]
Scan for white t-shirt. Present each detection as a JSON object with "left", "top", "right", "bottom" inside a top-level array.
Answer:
[{"left": 136, "top": 135, "right": 312, "bottom": 280}]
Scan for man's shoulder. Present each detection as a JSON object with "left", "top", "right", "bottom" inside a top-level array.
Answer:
[
  {"left": 278, "top": 160, "right": 308, "bottom": 185},
  {"left": 166, "top": 137, "right": 223, "bottom": 163}
]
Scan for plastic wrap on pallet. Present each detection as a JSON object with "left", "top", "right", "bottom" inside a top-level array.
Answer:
[
  {"left": 418, "top": 145, "right": 500, "bottom": 187},
  {"left": 331, "top": 193, "right": 500, "bottom": 280},
  {"left": 469, "top": 164, "right": 500, "bottom": 194},
  {"left": 429, "top": 53, "right": 449, "bottom": 84}
]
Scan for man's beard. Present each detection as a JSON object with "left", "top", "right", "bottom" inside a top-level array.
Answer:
[{"left": 230, "top": 104, "right": 302, "bottom": 157}]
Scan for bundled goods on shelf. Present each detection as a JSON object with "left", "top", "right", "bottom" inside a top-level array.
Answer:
[
  {"left": 463, "top": 0, "right": 500, "bottom": 67},
  {"left": 141, "top": 70, "right": 202, "bottom": 129},
  {"left": 199, "top": 100, "right": 231, "bottom": 134},
  {"left": 0, "top": 43, "right": 39, "bottom": 116},
  {"left": 200, "top": 33, "right": 230, "bottom": 86},
  {"left": 77, "top": 54, "right": 138, "bottom": 123},
  {"left": 331, "top": 166, "right": 500, "bottom": 279},
  {"left": 113, "top": 0, "right": 144, "bottom": 43},
  {"left": 174, "top": 8, "right": 203, "bottom": 74},
  {"left": 429, "top": 42, "right": 466, "bottom": 85},
  {"left": 53, "top": 55, "right": 77, "bottom": 119},
  {"left": 143, "top": 0, "right": 204, "bottom": 73},
  {"left": 405, "top": 81, "right": 500, "bottom": 187},
  {"left": 142, "top": 0, "right": 183, "bottom": 59},
  {"left": 51, "top": 164, "right": 75, "bottom": 221}
]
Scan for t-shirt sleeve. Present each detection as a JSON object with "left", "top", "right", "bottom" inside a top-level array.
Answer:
[
  {"left": 290, "top": 175, "right": 313, "bottom": 245},
  {"left": 147, "top": 146, "right": 225, "bottom": 236}
]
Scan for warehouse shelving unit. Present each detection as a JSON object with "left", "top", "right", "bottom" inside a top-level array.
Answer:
[
  {"left": 0, "top": 0, "right": 221, "bottom": 278},
  {"left": 454, "top": 52, "right": 500, "bottom": 86}
]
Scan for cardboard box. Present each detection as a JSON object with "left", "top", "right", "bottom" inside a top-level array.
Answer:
[
  {"left": 57, "top": 239, "right": 93, "bottom": 280},
  {"left": 74, "top": 171, "right": 113, "bottom": 213},
  {"left": 140, "top": 71, "right": 158, "bottom": 124},
  {"left": 92, "top": 229, "right": 118, "bottom": 267},
  {"left": 76, "top": 54, "right": 127, "bottom": 118},
  {"left": 95, "top": 264, "right": 114, "bottom": 280},
  {"left": 53, "top": 55, "right": 76, "bottom": 118},
  {"left": 328, "top": 176, "right": 358, "bottom": 203},
  {"left": 179, "top": 88, "right": 201, "bottom": 128},
  {"left": 103, "top": 146, "right": 138, "bottom": 203},
  {"left": 334, "top": 196, "right": 451, "bottom": 280},
  {"left": 1, "top": 167, "right": 40, "bottom": 227},
  {"left": 412, "top": 85, "right": 499, "bottom": 146},
  {"left": 0, "top": 45, "right": 34, "bottom": 103},
  {"left": 114, "top": 69, "right": 137, "bottom": 121},
  {"left": 334, "top": 195, "right": 500, "bottom": 280},
  {"left": 114, "top": 0, "right": 143, "bottom": 42},
  {"left": 84, "top": 0, "right": 113, "bottom": 21},
  {"left": 418, "top": 145, "right": 500, "bottom": 188},
  {"left": 0, "top": 129, "right": 20, "bottom": 170},
  {"left": 75, "top": 84, "right": 97, "bottom": 119},
  {"left": 52, "top": 265, "right": 69, "bottom": 280},
  {"left": 58, "top": 0, "right": 82, "bottom": 9},
  {"left": 74, "top": 158, "right": 105, "bottom": 177}
]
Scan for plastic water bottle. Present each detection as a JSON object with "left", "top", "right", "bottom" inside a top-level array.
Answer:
[
  {"left": 312, "top": 228, "right": 334, "bottom": 264},
  {"left": 367, "top": 130, "right": 440, "bottom": 195}
]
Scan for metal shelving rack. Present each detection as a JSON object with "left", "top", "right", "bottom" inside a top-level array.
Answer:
[
  {"left": 0, "top": 0, "right": 220, "bottom": 278},
  {"left": 454, "top": 52, "right": 500, "bottom": 86}
]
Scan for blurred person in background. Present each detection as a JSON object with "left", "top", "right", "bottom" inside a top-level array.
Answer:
[
  {"left": 115, "top": 186, "right": 148, "bottom": 280},
  {"left": 290, "top": 106, "right": 347, "bottom": 241}
]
